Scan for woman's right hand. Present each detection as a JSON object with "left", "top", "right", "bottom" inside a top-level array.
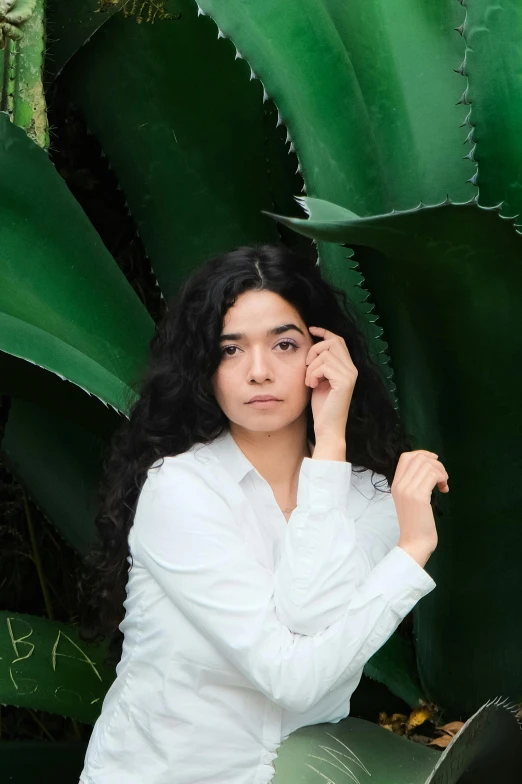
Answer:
[{"left": 391, "top": 450, "right": 449, "bottom": 555}]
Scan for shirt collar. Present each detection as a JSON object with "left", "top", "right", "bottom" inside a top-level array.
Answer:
[
  {"left": 207, "top": 428, "right": 257, "bottom": 484},
  {"left": 206, "top": 428, "right": 314, "bottom": 485}
]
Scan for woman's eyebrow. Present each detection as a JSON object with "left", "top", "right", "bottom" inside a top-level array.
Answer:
[{"left": 220, "top": 323, "right": 305, "bottom": 341}]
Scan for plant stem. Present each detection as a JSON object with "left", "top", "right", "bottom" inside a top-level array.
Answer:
[
  {"left": 27, "top": 708, "right": 55, "bottom": 741},
  {"left": 22, "top": 490, "right": 54, "bottom": 620}
]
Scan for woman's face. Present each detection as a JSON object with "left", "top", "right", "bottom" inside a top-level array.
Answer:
[{"left": 211, "top": 290, "right": 314, "bottom": 432}]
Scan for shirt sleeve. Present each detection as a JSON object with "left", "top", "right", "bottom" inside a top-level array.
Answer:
[
  {"left": 130, "top": 458, "right": 436, "bottom": 716},
  {"left": 273, "top": 457, "right": 435, "bottom": 635}
]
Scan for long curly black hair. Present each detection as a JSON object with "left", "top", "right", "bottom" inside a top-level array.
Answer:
[{"left": 77, "top": 242, "right": 418, "bottom": 666}]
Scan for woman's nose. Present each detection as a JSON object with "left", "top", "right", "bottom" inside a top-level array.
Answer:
[{"left": 247, "top": 348, "right": 274, "bottom": 381}]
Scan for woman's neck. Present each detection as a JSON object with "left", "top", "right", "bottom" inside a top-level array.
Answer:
[{"left": 228, "top": 418, "right": 312, "bottom": 493}]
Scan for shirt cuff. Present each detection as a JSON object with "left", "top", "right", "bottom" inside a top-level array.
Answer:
[
  {"left": 360, "top": 545, "right": 436, "bottom": 616},
  {"left": 296, "top": 457, "right": 352, "bottom": 508}
]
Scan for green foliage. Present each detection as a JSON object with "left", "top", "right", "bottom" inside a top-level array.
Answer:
[
  {"left": 265, "top": 194, "right": 522, "bottom": 715},
  {"left": 0, "top": 111, "right": 154, "bottom": 412},
  {"left": 1, "top": 0, "right": 522, "bottom": 755},
  {"left": 272, "top": 700, "right": 522, "bottom": 784},
  {"left": 0, "top": 610, "right": 115, "bottom": 723},
  {"left": 462, "top": 0, "right": 522, "bottom": 220}
]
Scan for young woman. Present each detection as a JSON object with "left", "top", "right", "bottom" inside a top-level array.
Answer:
[{"left": 78, "top": 243, "right": 448, "bottom": 784}]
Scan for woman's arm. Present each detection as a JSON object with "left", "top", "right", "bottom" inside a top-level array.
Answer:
[
  {"left": 131, "top": 458, "right": 435, "bottom": 715},
  {"left": 273, "top": 456, "right": 433, "bottom": 635}
]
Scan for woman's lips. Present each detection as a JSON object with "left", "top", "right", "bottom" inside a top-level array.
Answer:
[{"left": 247, "top": 399, "right": 282, "bottom": 408}]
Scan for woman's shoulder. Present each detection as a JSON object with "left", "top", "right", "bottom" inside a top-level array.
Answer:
[
  {"left": 144, "top": 441, "right": 228, "bottom": 498},
  {"left": 147, "top": 441, "right": 217, "bottom": 476}
]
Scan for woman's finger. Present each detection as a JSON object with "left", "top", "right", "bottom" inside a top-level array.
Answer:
[
  {"left": 394, "top": 451, "right": 440, "bottom": 483},
  {"left": 306, "top": 334, "right": 356, "bottom": 374},
  {"left": 406, "top": 460, "right": 448, "bottom": 490},
  {"left": 306, "top": 352, "right": 346, "bottom": 386},
  {"left": 306, "top": 339, "right": 352, "bottom": 369},
  {"left": 396, "top": 453, "right": 449, "bottom": 493},
  {"left": 307, "top": 354, "right": 352, "bottom": 388}
]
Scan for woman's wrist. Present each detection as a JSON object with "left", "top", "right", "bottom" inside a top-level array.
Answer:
[
  {"left": 312, "top": 435, "right": 347, "bottom": 462},
  {"left": 398, "top": 539, "right": 437, "bottom": 568}
]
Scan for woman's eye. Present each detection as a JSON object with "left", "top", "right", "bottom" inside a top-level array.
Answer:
[
  {"left": 277, "top": 341, "right": 298, "bottom": 351},
  {"left": 220, "top": 341, "right": 298, "bottom": 358}
]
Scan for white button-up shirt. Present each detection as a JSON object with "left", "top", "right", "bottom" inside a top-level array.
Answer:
[{"left": 79, "top": 428, "right": 436, "bottom": 784}]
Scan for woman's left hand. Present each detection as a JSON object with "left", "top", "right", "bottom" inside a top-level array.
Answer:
[{"left": 305, "top": 326, "right": 358, "bottom": 441}]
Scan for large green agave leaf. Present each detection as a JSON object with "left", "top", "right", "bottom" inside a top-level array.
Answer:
[
  {"left": 0, "top": 111, "right": 154, "bottom": 412},
  {"left": 57, "top": 0, "right": 284, "bottom": 297},
  {"left": 273, "top": 700, "right": 522, "bottom": 783},
  {"left": 363, "top": 630, "right": 427, "bottom": 710},
  {"left": 0, "top": 611, "right": 115, "bottom": 723},
  {"left": 265, "top": 196, "right": 522, "bottom": 717},
  {"left": 462, "top": 0, "right": 522, "bottom": 221},
  {"left": 195, "top": 0, "right": 472, "bottom": 215},
  {"left": 1, "top": 352, "right": 120, "bottom": 555},
  {"left": 194, "top": 0, "right": 474, "bottom": 301}
]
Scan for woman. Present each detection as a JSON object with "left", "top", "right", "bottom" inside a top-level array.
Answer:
[{"left": 78, "top": 243, "right": 448, "bottom": 784}]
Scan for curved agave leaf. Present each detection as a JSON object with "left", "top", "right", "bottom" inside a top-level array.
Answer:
[
  {"left": 195, "top": 0, "right": 472, "bottom": 215},
  {"left": 462, "top": 0, "right": 522, "bottom": 221},
  {"left": 1, "top": 352, "right": 120, "bottom": 555},
  {"left": 273, "top": 699, "right": 522, "bottom": 783},
  {"left": 45, "top": 0, "right": 122, "bottom": 79},
  {"left": 363, "top": 630, "right": 427, "bottom": 710},
  {"left": 274, "top": 717, "right": 439, "bottom": 783},
  {"left": 58, "top": 1, "right": 284, "bottom": 297},
  {"left": 0, "top": 111, "right": 154, "bottom": 412},
  {"left": 265, "top": 195, "right": 522, "bottom": 715},
  {"left": 0, "top": 611, "right": 115, "bottom": 723}
]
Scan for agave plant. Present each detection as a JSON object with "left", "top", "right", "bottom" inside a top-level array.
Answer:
[{"left": 1, "top": 0, "right": 522, "bottom": 780}]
